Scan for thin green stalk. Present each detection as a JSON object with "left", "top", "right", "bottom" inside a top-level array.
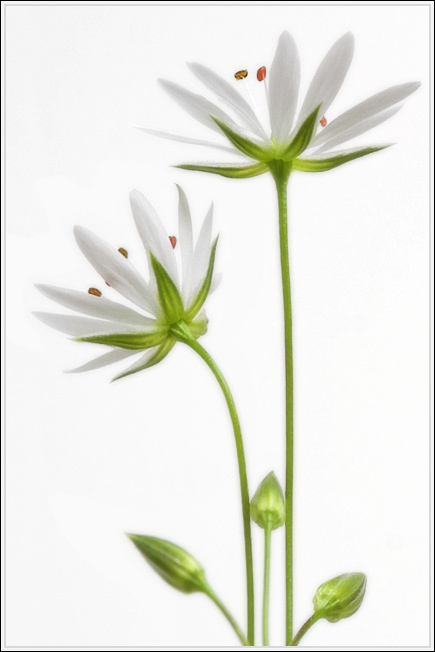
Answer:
[
  {"left": 290, "top": 614, "right": 319, "bottom": 646},
  {"left": 182, "top": 337, "right": 255, "bottom": 645},
  {"left": 262, "top": 526, "right": 272, "bottom": 646},
  {"left": 204, "top": 585, "right": 250, "bottom": 646},
  {"left": 270, "top": 163, "right": 294, "bottom": 645}
]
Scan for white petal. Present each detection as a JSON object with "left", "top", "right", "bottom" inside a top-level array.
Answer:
[
  {"left": 66, "top": 348, "right": 138, "bottom": 373},
  {"left": 33, "top": 312, "right": 147, "bottom": 337},
  {"left": 189, "top": 203, "right": 213, "bottom": 302},
  {"left": 176, "top": 185, "right": 193, "bottom": 303},
  {"left": 114, "top": 346, "right": 159, "bottom": 378},
  {"left": 132, "top": 125, "right": 240, "bottom": 154},
  {"left": 210, "top": 271, "right": 222, "bottom": 294},
  {"left": 314, "top": 105, "right": 402, "bottom": 153},
  {"left": 311, "top": 82, "right": 421, "bottom": 148},
  {"left": 296, "top": 32, "right": 354, "bottom": 129},
  {"left": 35, "top": 284, "right": 154, "bottom": 327},
  {"left": 129, "top": 189, "right": 179, "bottom": 286},
  {"left": 73, "top": 226, "right": 158, "bottom": 315},
  {"left": 159, "top": 79, "right": 239, "bottom": 134},
  {"left": 187, "top": 63, "right": 267, "bottom": 140},
  {"left": 268, "top": 31, "right": 300, "bottom": 142}
]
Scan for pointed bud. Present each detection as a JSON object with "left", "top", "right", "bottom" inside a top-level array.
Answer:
[
  {"left": 313, "top": 573, "right": 367, "bottom": 623},
  {"left": 127, "top": 534, "right": 209, "bottom": 594},
  {"left": 250, "top": 472, "right": 285, "bottom": 530}
]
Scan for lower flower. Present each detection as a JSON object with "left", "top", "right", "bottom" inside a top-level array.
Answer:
[{"left": 34, "top": 186, "right": 219, "bottom": 381}]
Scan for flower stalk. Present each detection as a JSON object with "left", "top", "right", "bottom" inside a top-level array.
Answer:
[
  {"left": 262, "top": 525, "right": 272, "bottom": 646},
  {"left": 173, "top": 328, "right": 255, "bottom": 645},
  {"left": 290, "top": 614, "right": 320, "bottom": 646},
  {"left": 269, "top": 162, "right": 294, "bottom": 645},
  {"left": 203, "top": 585, "right": 250, "bottom": 646}
]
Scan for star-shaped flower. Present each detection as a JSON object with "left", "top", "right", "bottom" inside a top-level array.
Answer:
[
  {"left": 138, "top": 32, "right": 420, "bottom": 177},
  {"left": 34, "top": 187, "right": 218, "bottom": 381}
]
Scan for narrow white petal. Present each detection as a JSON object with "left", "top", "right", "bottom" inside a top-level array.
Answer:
[
  {"left": 268, "top": 31, "right": 300, "bottom": 142},
  {"left": 66, "top": 349, "right": 138, "bottom": 373},
  {"left": 187, "top": 62, "right": 267, "bottom": 139},
  {"left": 314, "top": 105, "right": 402, "bottom": 153},
  {"left": 132, "top": 125, "right": 240, "bottom": 154},
  {"left": 190, "top": 203, "right": 213, "bottom": 302},
  {"left": 311, "top": 82, "right": 421, "bottom": 148},
  {"left": 210, "top": 271, "right": 222, "bottom": 294},
  {"left": 296, "top": 32, "right": 354, "bottom": 128},
  {"left": 73, "top": 226, "right": 158, "bottom": 315},
  {"left": 176, "top": 185, "right": 194, "bottom": 303},
  {"left": 35, "top": 284, "right": 154, "bottom": 327},
  {"left": 181, "top": 159, "right": 258, "bottom": 167},
  {"left": 159, "top": 79, "right": 238, "bottom": 134},
  {"left": 115, "top": 346, "right": 159, "bottom": 377},
  {"left": 129, "top": 189, "right": 179, "bottom": 286},
  {"left": 33, "top": 312, "right": 147, "bottom": 337}
]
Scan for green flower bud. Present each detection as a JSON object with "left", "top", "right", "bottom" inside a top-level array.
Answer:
[
  {"left": 127, "top": 534, "right": 209, "bottom": 594},
  {"left": 313, "top": 572, "right": 367, "bottom": 623},
  {"left": 250, "top": 471, "right": 286, "bottom": 531}
]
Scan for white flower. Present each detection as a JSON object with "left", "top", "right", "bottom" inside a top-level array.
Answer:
[
  {"left": 34, "top": 187, "right": 219, "bottom": 381},
  {"left": 137, "top": 32, "right": 420, "bottom": 177}
]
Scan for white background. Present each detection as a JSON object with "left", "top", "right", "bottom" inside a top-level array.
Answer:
[{"left": 3, "top": 2, "right": 431, "bottom": 649}]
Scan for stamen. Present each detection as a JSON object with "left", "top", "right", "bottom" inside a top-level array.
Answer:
[
  {"left": 234, "top": 69, "right": 248, "bottom": 80},
  {"left": 320, "top": 116, "right": 327, "bottom": 127},
  {"left": 257, "top": 66, "right": 266, "bottom": 82},
  {"left": 118, "top": 247, "right": 128, "bottom": 258},
  {"left": 257, "top": 65, "right": 269, "bottom": 105},
  {"left": 235, "top": 71, "right": 262, "bottom": 124},
  {"left": 88, "top": 287, "right": 102, "bottom": 297},
  {"left": 169, "top": 236, "right": 177, "bottom": 249},
  {"left": 105, "top": 281, "right": 111, "bottom": 287}
]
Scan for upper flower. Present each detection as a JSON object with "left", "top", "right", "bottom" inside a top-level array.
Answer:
[
  {"left": 34, "top": 187, "right": 218, "bottom": 381},
  {"left": 138, "top": 31, "right": 420, "bottom": 178}
]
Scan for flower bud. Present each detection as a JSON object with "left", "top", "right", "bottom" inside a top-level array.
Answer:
[
  {"left": 127, "top": 534, "right": 209, "bottom": 594},
  {"left": 250, "top": 472, "right": 286, "bottom": 530},
  {"left": 313, "top": 572, "right": 367, "bottom": 623}
]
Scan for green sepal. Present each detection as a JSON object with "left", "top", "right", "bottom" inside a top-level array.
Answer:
[
  {"left": 185, "top": 237, "right": 219, "bottom": 322},
  {"left": 281, "top": 105, "right": 321, "bottom": 161},
  {"left": 189, "top": 315, "right": 208, "bottom": 338},
  {"left": 127, "top": 534, "right": 209, "bottom": 594},
  {"left": 176, "top": 162, "right": 268, "bottom": 179},
  {"left": 212, "top": 117, "right": 271, "bottom": 161},
  {"left": 313, "top": 572, "right": 367, "bottom": 623},
  {"left": 292, "top": 146, "right": 390, "bottom": 172},
  {"left": 111, "top": 338, "right": 175, "bottom": 381},
  {"left": 77, "top": 328, "right": 168, "bottom": 350},
  {"left": 151, "top": 254, "right": 185, "bottom": 323}
]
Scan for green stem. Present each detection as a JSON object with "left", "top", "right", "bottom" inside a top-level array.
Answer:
[
  {"left": 204, "top": 586, "right": 250, "bottom": 646},
  {"left": 290, "top": 614, "right": 319, "bottom": 646},
  {"left": 182, "top": 336, "right": 255, "bottom": 645},
  {"left": 262, "top": 526, "right": 272, "bottom": 646},
  {"left": 271, "top": 164, "right": 294, "bottom": 644}
]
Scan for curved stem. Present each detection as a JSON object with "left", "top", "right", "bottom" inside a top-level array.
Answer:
[
  {"left": 290, "top": 614, "right": 319, "bottom": 646},
  {"left": 271, "top": 166, "right": 294, "bottom": 645},
  {"left": 204, "top": 585, "right": 250, "bottom": 646},
  {"left": 181, "top": 336, "right": 255, "bottom": 645},
  {"left": 262, "top": 526, "right": 272, "bottom": 646}
]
